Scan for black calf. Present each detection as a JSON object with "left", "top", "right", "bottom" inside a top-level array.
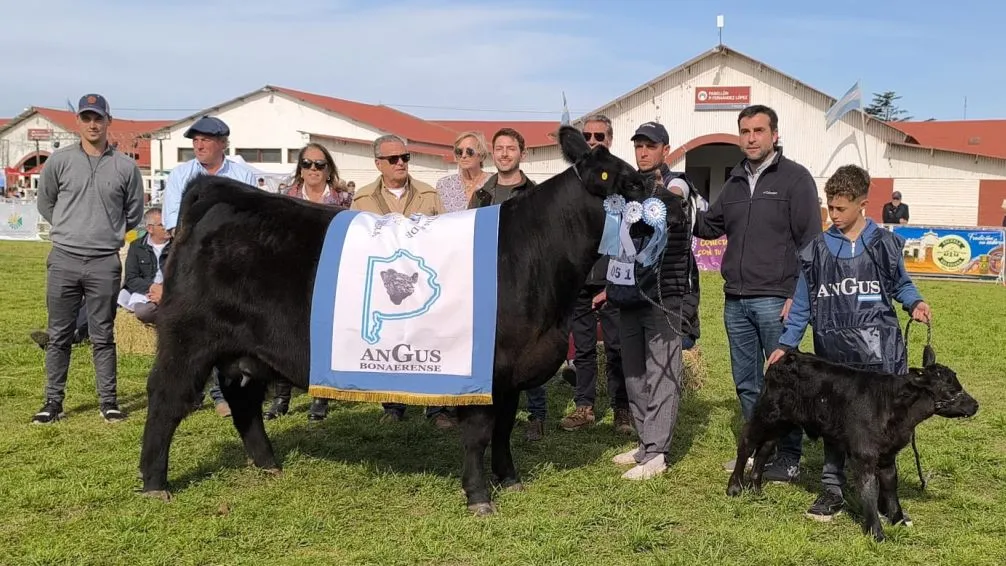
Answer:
[{"left": 726, "top": 350, "right": 978, "bottom": 541}]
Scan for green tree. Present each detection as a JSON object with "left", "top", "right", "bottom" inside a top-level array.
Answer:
[{"left": 865, "top": 91, "right": 913, "bottom": 121}]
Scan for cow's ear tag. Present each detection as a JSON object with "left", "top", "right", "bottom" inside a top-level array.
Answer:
[{"left": 601, "top": 171, "right": 608, "bottom": 181}]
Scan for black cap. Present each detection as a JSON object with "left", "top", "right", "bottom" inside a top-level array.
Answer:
[
  {"left": 78, "top": 94, "right": 111, "bottom": 119},
  {"left": 631, "top": 121, "right": 669, "bottom": 145},
  {"left": 184, "top": 116, "right": 230, "bottom": 138}
]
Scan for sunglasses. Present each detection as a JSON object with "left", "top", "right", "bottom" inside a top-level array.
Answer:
[
  {"left": 378, "top": 153, "right": 411, "bottom": 165},
  {"left": 454, "top": 147, "right": 476, "bottom": 158},
  {"left": 300, "top": 159, "right": 327, "bottom": 171},
  {"left": 583, "top": 132, "right": 607, "bottom": 142}
]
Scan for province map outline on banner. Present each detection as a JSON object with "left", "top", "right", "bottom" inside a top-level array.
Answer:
[{"left": 309, "top": 207, "right": 500, "bottom": 406}]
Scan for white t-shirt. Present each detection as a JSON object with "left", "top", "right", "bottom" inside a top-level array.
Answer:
[{"left": 151, "top": 240, "right": 167, "bottom": 284}]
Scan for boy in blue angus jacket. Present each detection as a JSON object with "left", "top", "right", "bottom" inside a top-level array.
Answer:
[{"left": 767, "top": 165, "right": 931, "bottom": 521}]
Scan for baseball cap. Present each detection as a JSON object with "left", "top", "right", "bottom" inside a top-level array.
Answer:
[
  {"left": 892, "top": 191, "right": 902, "bottom": 200},
  {"left": 631, "top": 121, "right": 669, "bottom": 145},
  {"left": 78, "top": 94, "right": 110, "bottom": 118},
  {"left": 184, "top": 116, "right": 230, "bottom": 139}
]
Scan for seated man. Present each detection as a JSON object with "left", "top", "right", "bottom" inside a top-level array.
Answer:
[{"left": 120, "top": 207, "right": 171, "bottom": 324}]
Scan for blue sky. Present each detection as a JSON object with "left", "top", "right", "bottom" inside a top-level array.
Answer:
[{"left": 1, "top": 0, "right": 1001, "bottom": 123}]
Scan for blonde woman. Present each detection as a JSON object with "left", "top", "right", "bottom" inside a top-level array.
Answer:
[{"left": 435, "top": 131, "right": 490, "bottom": 212}]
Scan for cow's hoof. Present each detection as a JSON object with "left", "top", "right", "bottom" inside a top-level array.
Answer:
[
  {"left": 726, "top": 482, "right": 742, "bottom": 497},
  {"left": 142, "top": 490, "right": 171, "bottom": 502},
  {"left": 263, "top": 467, "right": 282, "bottom": 477},
  {"left": 467, "top": 502, "right": 496, "bottom": 517},
  {"left": 502, "top": 481, "right": 524, "bottom": 493}
]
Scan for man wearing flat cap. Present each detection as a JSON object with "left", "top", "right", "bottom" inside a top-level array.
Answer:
[
  {"left": 162, "top": 115, "right": 258, "bottom": 234},
  {"left": 161, "top": 115, "right": 257, "bottom": 417},
  {"left": 32, "top": 93, "right": 144, "bottom": 424},
  {"left": 882, "top": 191, "right": 909, "bottom": 225}
]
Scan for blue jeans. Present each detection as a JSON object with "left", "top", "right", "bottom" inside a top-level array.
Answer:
[
  {"left": 525, "top": 385, "right": 547, "bottom": 421},
  {"left": 723, "top": 296, "right": 803, "bottom": 462}
]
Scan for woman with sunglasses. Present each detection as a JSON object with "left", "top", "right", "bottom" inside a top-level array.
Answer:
[
  {"left": 435, "top": 131, "right": 491, "bottom": 213},
  {"left": 265, "top": 143, "right": 344, "bottom": 422}
]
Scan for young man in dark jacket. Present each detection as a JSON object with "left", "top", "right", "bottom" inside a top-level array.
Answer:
[
  {"left": 607, "top": 122, "right": 701, "bottom": 480},
  {"left": 470, "top": 128, "right": 549, "bottom": 441},
  {"left": 693, "top": 105, "right": 822, "bottom": 481}
]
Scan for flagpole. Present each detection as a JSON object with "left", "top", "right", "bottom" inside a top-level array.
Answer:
[{"left": 859, "top": 79, "right": 870, "bottom": 172}]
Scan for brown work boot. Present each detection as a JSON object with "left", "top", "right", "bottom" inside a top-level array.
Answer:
[
  {"left": 430, "top": 412, "right": 455, "bottom": 430},
  {"left": 613, "top": 407, "right": 634, "bottom": 435},
  {"left": 525, "top": 418, "right": 544, "bottom": 442},
  {"left": 560, "top": 405, "right": 595, "bottom": 431}
]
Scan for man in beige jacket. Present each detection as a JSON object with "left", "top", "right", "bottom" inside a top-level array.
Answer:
[
  {"left": 350, "top": 134, "right": 452, "bottom": 427},
  {"left": 351, "top": 134, "right": 445, "bottom": 217}
]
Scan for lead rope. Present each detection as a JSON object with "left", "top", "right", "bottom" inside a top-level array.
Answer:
[{"left": 904, "top": 317, "right": 933, "bottom": 491}]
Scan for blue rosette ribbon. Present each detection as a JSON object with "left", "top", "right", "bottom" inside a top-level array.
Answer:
[
  {"left": 598, "top": 194, "right": 625, "bottom": 256},
  {"left": 635, "top": 197, "right": 668, "bottom": 267}
]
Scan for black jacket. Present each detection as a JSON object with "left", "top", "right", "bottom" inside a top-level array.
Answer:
[
  {"left": 693, "top": 150, "right": 822, "bottom": 298},
  {"left": 882, "top": 202, "right": 909, "bottom": 224},
  {"left": 468, "top": 172, "right": 536, "bottom": 208},
  {"left": 123, "top": 235, "right": 172, "bottom": 295}
]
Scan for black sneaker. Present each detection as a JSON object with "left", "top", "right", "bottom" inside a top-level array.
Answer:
[
  {"left": 806, "top": 491, "right": 845, "bottom": 522},
  {"left": 99, "top": 402, "right": 127, "bottom": 423},
  {"left": 762, "top": 458, "right": 800, "bottom": 483},
  {"left": 31, "top": 400, "right": 64, "bottom": 424}
]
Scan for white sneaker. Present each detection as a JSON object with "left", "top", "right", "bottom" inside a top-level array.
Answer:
[
  {"left": 622, "top": 454, "right": 667, "bottom": 480},
  {"left": 612, "top": 446, "right": 640, "bottom": 466}
]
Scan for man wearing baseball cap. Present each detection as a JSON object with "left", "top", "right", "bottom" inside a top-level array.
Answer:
[
  {"left": 162, "top": 115, "right": 258, "bottom": 234},
  {"left": 33, "top": 93, "right": 145, "bottom": 424},
  {"left": 604, "top": 120, "right": 701, "bottom": 480},
  {"left": 882, "top": 191, "right": 910, "bottom": 225}
]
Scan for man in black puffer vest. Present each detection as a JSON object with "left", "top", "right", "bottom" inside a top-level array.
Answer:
[{"left": 606, "top": 122, "right": 699, "bottom": 481}]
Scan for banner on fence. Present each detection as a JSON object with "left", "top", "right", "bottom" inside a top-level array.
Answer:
[
  {"left": 0, "top": 201, "right": 41, "bottom": 241},
  {"left": 688, "top": 227, "right": 1005, "bottom": 284},
  {"left": 889, "top": 225, "right": 1004, "bottom": 282}
]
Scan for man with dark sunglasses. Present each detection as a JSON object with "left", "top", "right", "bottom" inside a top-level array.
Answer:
[
  {"left": 559, "top": 114, "right": 633, "bottom": 435},
  {"left": 351, "top": 134, "right": 447, "bottom": 425}
]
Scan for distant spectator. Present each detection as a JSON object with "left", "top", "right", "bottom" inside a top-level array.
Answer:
[
  {"left": 121, "top": 208, "right": 171, "bottom": 325},
  {"left": 882, "top": 191, "right": 909, "bottom": 224},
  {"left": 436, "top": 131, "right": 491, "bottom": 212}
]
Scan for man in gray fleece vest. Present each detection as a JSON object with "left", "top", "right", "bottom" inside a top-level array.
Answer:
[{"left": 32, "top": 93, "right": 144, "bottom": 424}]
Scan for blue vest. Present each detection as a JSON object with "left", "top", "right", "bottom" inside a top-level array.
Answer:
[{"left": 801, "top": 229, "right": 908, "bottom": 375}]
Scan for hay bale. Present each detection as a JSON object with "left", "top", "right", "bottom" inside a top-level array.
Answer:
[
  {"left": 115, "top": 310, "right": 157, "bottom": 355},
  {"left": 682, "top": 344, "right": 707, "bottom": 391}
]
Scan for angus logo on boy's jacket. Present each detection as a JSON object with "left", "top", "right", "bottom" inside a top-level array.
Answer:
[{"left": 816, "top": 277, "right": 881, "bottom": 300}]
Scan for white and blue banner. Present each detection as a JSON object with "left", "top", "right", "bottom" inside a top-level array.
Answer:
[
  {"left": 309, "top": 207, "right": 500, "bottom": 405},
  {"left": 0, "top": 201, "right": 42, "bottom": 241}
]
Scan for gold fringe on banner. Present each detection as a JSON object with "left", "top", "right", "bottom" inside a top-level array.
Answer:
[{"left": 308, "top": 386, "right": 493, "bottom": 407}]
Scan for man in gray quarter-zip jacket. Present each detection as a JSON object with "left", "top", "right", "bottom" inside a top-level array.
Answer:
[{"left": 32, "top": 93, "right": 144, "bottom": 425}]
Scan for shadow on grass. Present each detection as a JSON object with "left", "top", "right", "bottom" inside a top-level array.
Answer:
[{"left": 162, "top": 372, "right": 717, "bottom": 495}]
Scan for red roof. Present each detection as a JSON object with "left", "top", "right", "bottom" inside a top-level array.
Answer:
[
  {"left": 12, "top": 108, "right": 171, "bottom": 168},
  {"left": 0, "top": 118, "right": 8, "bottom": 127},
  {"left": 271, "top": 86, "right": 458, "bottom": 147},
  {"left": 889, "top": 120, "right": 1006, "bottom": 160},
  {"left": 432, "top": 120, "right": 559, "bottom": 148},
  {"left": 305, "top": 133, "right": 452, "bottom": 160}
]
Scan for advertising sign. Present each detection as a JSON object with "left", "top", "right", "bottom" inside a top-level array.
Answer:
[
  {"left": 694, "top": 86, "right": 751, "bottom": 111},
  {"left": 890, "top": 225, "right": 1004, "bottom": 281}
]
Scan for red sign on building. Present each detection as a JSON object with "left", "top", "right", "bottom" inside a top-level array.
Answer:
[
  {"left": 27, "top": 129, "right": 52, "bottom": 141},
  {"left": 694, "top": 86, "right": 751, "bottom": 111}
]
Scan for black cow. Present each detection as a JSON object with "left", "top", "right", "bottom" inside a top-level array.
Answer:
[
  {"left": 138, "top": 126, "right": 648, "bottom": 514},
  {"left": 726, "top": 350, "right": 978, "bottom": 541}
]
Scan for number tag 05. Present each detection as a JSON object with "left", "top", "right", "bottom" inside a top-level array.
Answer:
[{"left": 606, "top": 258, "right": 635, "bottom": 285}]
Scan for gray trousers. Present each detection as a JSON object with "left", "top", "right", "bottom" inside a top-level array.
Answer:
[
  {"left": 44, "top": 247, "right": 121, "bottom": 405},
  {"left": 619, "top": 302, "right": 684, "bottom": 464}
]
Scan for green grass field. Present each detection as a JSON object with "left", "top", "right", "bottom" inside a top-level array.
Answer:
[{"left": 1, "top": 241, "right": 1004, "bottom": 566}]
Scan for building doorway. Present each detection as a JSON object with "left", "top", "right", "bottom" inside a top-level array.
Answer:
[{"left": 684, "top": 142, "right": 743, "bottom": 203}]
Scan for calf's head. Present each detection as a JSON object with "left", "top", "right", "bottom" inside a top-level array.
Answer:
[
  {"left": 558, "top": 125, "right": 647, "bottom": 203},
  {"left": 909, "top": 363, "right": 979, "bottom": 419}
]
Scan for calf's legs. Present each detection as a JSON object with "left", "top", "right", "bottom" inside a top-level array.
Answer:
[
  {"left": 218, "top": 365, "right": 279, "bottom": 472},
  {"left": 727, "top": 417, "right": 785, "bottom": 496},
  {"left": 850, "top": 457, "right": 885, "bottom": 541},
  {"left": 877, "top": 461, "right": 909, "bottom": 527}
]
